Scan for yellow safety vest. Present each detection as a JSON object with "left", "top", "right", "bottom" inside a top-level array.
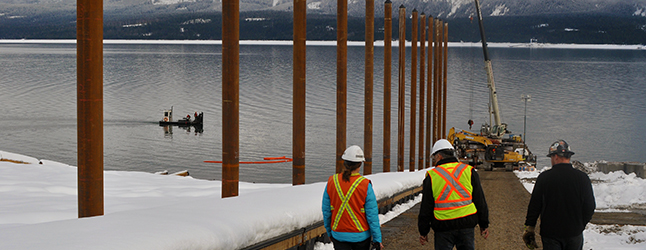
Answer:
[
  {"left": 327, "top": 173, "right": 370, "bottom": 232},
  {"left": 427, "top": 162, "right": 477, "bottom": 220}
]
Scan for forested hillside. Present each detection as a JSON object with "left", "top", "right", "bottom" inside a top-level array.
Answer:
[{"left": 1, "top": 10, "right": 645, "bottom": 44}]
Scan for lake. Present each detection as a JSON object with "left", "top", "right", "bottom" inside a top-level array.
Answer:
[{"left": 1, "top": 42, "right": 645, "bottom": 183}]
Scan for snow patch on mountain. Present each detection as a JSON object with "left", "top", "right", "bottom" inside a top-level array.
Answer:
[
  {"left": 635, "top": 8, "right": 645, "bottom": 17},
  {"left": 308, "top": 1, "right": 321, "bottom": 10},
  {"left": 490, "top": 4, "right": 509, "bottom": 16},
  {"left": 152, "top": 0, "right": 197, "bottom": 5},
  {"left": 447, "top": 0, "right": 472, "bottom": 17}
]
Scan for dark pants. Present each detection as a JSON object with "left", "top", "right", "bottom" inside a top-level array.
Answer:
[
  {"left": 434, "top": 228, "right": 475, "bottom": 250},
  {"left": 541, "top": 234, "right": 584, "bottom": 250},
  {"left": 331, "top": 237, "right": 372, "bottom": 250}
]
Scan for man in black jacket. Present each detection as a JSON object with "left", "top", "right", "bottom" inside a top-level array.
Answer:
[
  {"left": 523, "top": 140, "right": 596, "bottom": 250},
  {"left": 418, "top": 139, "right": 490, "bottom": 250}
]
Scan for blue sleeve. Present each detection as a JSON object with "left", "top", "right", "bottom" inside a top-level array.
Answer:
[
  {"left": 322, "top": 184, "right": 332, "bottom": 237},
  {"left": 365, "top": 183, "right": 382, "bottom": 243}
]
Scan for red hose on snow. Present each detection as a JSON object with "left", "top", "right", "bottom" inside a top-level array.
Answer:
[{"left": 204, "top": 156, "right": 293, "bottom": 164}]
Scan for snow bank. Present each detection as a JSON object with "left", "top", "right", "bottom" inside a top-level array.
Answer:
[{"left": 0, "top": 150, "right": 426, "bottom": 250}]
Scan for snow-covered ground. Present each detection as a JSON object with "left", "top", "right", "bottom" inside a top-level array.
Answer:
[
  {"left": 0, "top": 150, "right": 425, "bottom": 250},
  {"left": 516, "top": 165, "right": 646, "bottom": 249},
  {"left": 1, "top": 150, "right": 644, "bottom": 249}
]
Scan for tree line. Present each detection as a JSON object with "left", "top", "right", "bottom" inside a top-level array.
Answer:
[{"left": 1, "top": 11, "right": 645, "bottom": 44}]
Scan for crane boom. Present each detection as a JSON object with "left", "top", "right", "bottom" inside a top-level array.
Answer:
[{"left": 474, "top": 0, "right": 503, "bottom": 136}]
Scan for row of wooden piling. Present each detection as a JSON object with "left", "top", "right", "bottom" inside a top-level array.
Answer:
[{"left": 75, "top": 0, "right": 449, "bottom": 217}]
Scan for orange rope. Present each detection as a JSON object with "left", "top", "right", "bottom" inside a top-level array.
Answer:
[{"left": 205, "top": 156, "right": 293, "bottom": 164}]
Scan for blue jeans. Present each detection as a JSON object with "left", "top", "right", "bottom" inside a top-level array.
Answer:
[
  {"left": 434, "top": 228, "right": 475, "bottom": 250},
  {"left": 541, "top": 234, "right": 584, "bottom": 250}
]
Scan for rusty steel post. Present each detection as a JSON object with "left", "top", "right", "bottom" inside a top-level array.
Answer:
[
  {"left": 409, "top": 9, "right": 417, "bottom": 172},
  {"left": 222, "top": 0, "right": 240, "bottom": 198},
  {"left": 397, "top": 5, "right": 405, "bottom": 172},
  {"left": 418, "top": 13, "right": 426, "bottom": 170},
  {"left": 336, "top": 0, "right": 348, "bottom": 173},
  {"left": 77, "top": 0, "right": 104, "bottom": 218},
  {"left": 293, "top": 0, "right": 306, "bottom": 185},
  {"left": 383, "top": 0, "right": 392, "bottom": 173},
  {"left": 364, "top": 0, "right": 375, "bottom": 175},
  {"left": 442, "top": 22, "right": 449, "bottom": 139},
  {"left": 425, "top": 16, "right": 433, "bottom": 169}
]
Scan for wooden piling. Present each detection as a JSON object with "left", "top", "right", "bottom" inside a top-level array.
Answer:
[
  {"left": 432, "top": 19, "right": 440, "bottom": 144},
  {"left": 364, "top": 0, "right": 375, "bottom": 175},
  {"left": 77, "top": 0, "right": 104, "bottom": 218},
  {"left": 418, "top": 13, "right": 426, "bottom": 170},
  {"left": 409, "top": 9, "right": 417, "bottom": 172},
  {"left": 397, "top": 5, "right": 405, "bottom": 172},
  {"left": 222, "top": 0, "right": 240, "bottom": 198},
  {"left": 292, "top": 0, "right": 306, "bottom": 185},
  {"left": 442, "top": 22, "right": 448, "bottom": 139},
  {"left": 336, "top": 0, "right": 348, "bottom": 173},
  {"left": 425, "top": 16, "right": 433, "bottom": 169},
  {"left": 436, "top": 20, "right": 444, "bottom": 141},
  {"left": 383, "top": 0, "right": 392, "bottom": 173}
]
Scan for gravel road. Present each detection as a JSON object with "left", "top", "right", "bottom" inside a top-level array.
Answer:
[{"left": 381, "top": 169, "right": 534, "bottom": 249}]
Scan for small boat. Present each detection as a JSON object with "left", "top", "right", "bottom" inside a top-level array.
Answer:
[{"left": 159, "top": 106, "right": 203, "bottom": 126}]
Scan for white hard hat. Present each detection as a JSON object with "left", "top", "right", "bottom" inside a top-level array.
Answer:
[
  {"left": 342, "top": 145, "right": 365, "bottom": 162},
  {"left": 431, "top": 139, "right": 454, "bottom": 155}
]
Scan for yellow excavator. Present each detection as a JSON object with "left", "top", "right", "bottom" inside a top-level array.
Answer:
[{"left": 447, "top": 0, "right": 536, "bottom": 171}]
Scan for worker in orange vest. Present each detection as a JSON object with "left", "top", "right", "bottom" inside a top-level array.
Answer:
[{"left": 322, "top": 145, "right": 383, "bottom": 250}]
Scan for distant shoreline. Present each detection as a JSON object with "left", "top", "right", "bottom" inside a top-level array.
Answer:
[{"left": 1, "top": 39, "right": 644, "bottom": 50}]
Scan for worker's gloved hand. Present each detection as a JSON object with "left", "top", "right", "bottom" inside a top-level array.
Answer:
[{"left": 522, "top": 226, "right": 539, "bottom": 249}]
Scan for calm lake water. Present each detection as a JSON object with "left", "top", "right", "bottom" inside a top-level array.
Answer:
[{"left": 1, "top": 42, "right": 645, "bottom": 183}]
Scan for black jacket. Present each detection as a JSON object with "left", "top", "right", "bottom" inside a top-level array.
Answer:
[
  {"left": 417, "top": 158, "right": 490, "bottom": 235},
  {"left": 525, "top": 163, "right": 596, "bottom": 238}
]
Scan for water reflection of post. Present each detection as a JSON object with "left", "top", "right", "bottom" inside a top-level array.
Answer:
[
  {"left": 418, "top": 13, "right": 426, "bottom": 171},
  {"left": 409, "top": 9, "right": 417, "bottom": 172},
  {"left": 77, "top": 0, "right": 104, "bottom": 218},
  {"left": 425, "top": 16, "right": 433, "bottom": 169},
  {"left": 397, "top": 5, "right": 406, "bottom": 172},
  {"left": 336, "top": 0, "right": 348, "bottom": 174},
  {"left": 222, "top": 0, "right": 239, "bottom": 198},
  {"left": 364, "top": 0, "right": 374, "bottom": 175},
  {"left": 163, "top": 125, "right": 173, "bottom": 137},
  {"left": 383, "top": 0, "right": 392, "bottom": 173},
  {"left": 293, "top": 0, "right": 306, "bottom": 185}
]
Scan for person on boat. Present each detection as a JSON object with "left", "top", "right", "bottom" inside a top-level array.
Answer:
[
  {"left": 186, "top": 114, "right": 191, "bottom": 121},
  {"left": 523, "top": 140, "right": 595, "bottom": 250},
  {"left": 418, "top": 139, "right": 490, "bottom": 250},
  {"left": 322, "top": 145, "right": 383, "bottom": 250}
]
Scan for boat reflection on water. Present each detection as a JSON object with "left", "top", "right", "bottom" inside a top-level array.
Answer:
[{"left": 162, "top": 124, "right": 203, "bottom": 138}]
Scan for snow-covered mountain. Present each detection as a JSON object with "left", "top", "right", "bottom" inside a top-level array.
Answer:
[{"left": 1, "top": 0, "right": 645, "bottom": 18}]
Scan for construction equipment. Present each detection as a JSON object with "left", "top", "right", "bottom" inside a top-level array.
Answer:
[{"left": 447, "top": 0, "right": 536, "bottom": 171}]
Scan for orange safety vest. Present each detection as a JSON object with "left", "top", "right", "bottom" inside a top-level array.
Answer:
[
  {"left": 427, "top": 162, "right": 477, "bottom": 220},
  {"left": 326, "top": 173, "right": 371, "bottom": 232}
]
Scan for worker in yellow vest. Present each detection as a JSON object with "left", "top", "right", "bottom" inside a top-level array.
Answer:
[
  {"left": 323, "top": 145, "right": 383, "bottom": 250},
  {"left": 418, "top": 139, "right": 489, "bottom": 250}
]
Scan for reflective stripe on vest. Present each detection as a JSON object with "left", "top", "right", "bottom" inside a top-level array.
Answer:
[
  {"left": 331, "top": 174, "right": 368, "bottom": 232},
  {"left": 428, "top": 162, "right": 477, "bottom": 220}
]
